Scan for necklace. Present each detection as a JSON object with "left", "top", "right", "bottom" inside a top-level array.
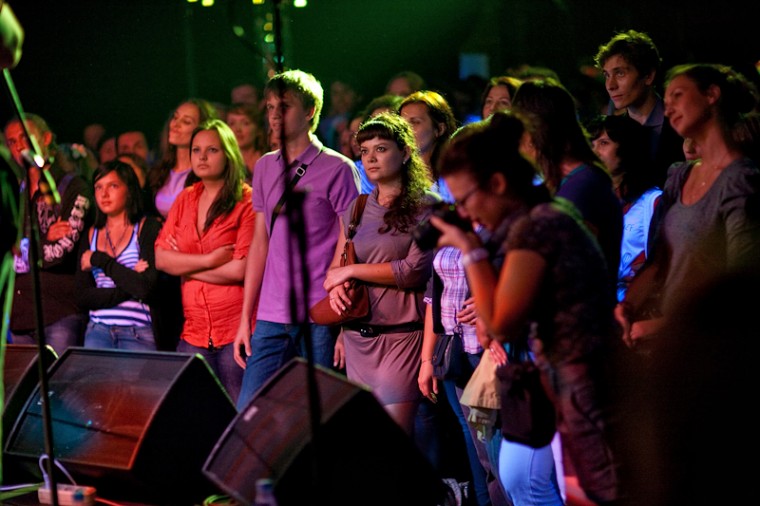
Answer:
[
  {"left": 105, "top": 223, "right": 130, "bottom": 257},
  {"left": 696, "top": 162, "right": 710, "bottom": 186},
  {"left": 694, "top": 151, "right": 732, "bottom": 187}
]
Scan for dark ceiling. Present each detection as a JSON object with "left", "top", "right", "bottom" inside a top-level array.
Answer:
[{"left": 3, "top": 0, "right": 757, "bottom": 145}]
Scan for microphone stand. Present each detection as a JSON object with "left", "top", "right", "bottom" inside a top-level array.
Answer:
[
  {"left": 271, "top": 0, "right": 284, "bottom": 74},
  {"left": 271, "top": 1, "right": 322, "bottom": 503},
  {"left": 225, "top": 0, "right": 276, "bottom": 74},
  {"left": 2, "top": 68, "right": 60, "bottom": 506}
]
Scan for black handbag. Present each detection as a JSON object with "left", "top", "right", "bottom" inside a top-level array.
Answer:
[
  {"left": 496, "top": 353, "right": 556, "bottom": 448},
  {"left": 431, "top": 324, "right": 465, "bottom": 380}
]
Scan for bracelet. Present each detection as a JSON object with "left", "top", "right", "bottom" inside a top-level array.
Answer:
[
  {"left": 461, "top": 247, "right": 489, "bottom": 268},
  {"left": 421, "top": 358, "right": 432, "bottom": 364}
]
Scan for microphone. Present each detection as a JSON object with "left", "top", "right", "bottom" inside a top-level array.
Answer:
[{"left": 21, "top": 149, "right": 60, "bottom": 206}]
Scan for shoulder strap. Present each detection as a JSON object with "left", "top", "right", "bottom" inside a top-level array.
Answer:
[
  {"left": 432, "top": 268, "right": 444, "bottom": 334},
  {"left": 269, "top": 148, "right": 324, "bottom": 236},
  {"left": 269, "top": 161, "right": 308, "bottom": 235},
  {"left": 347, "top": 194, "right": 369, "bottom": 241}
]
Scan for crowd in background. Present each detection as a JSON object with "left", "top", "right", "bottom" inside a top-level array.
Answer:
[{"left": 3, "top": 24, "right": 760, "bottom": 506}]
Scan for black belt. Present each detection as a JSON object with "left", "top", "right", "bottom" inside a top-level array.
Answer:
[{"left": 344, "top": 322, "right": 423, "bottom": 337}]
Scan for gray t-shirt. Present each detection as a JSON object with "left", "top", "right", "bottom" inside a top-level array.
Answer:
[
  {"left": 343, "top": 189, "right": 436, "bottom": 326},
  {"left": 661, "top": 158, "right": 760, "bottom": 312}
]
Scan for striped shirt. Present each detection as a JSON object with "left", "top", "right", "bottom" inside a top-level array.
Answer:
[
  {"left": 432, "top": 246, "right": 480, "bottom": 354},
  {"left": 89, "top": 225, "right": 151, "bottom": 326}
]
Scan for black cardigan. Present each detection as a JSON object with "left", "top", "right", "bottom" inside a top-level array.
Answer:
[{"left": 75, "top": 216, "right": 162, "bottom": 334}]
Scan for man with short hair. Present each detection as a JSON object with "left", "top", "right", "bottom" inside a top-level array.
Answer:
[
  {"left": 82, "top": 123, "right": 105, "bottom": 153},
  {"left": 385, "top": 70, "right": 426, "bottom": 98},
  {"left": 231, "top": 81, "right": 259, "bottom": 108},
  {"left": 595, "top": 29, "right": 684, "bottom": 186},
  {"left": 4, "top": 114, "right": 91, "bottom": 355},
  {"left": 96, "top": 134, "right": 116, "bottom": 166},
  {"left": 116, "top": 130, "right": 150, "bottom": 162},
  {"left": 234, "top": 70, "right": 360, "bottom": 410}
]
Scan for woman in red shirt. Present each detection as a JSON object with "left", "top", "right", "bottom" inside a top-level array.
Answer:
[{"left": 156, "top": 119, "right": 255, "bottom": 401}]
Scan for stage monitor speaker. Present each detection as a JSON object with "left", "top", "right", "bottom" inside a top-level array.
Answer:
[
  {"left": 2, "top": 344, "right": 57, "bottom": 444},
  {"left": 2, "top": 343, "right": 58, "bottom": 483},
  {"left": 203, "top": 357, "right": 448, "bottom": 506},
  {"left": 4, "top": 347, "right": 237, "bottom": 504}
]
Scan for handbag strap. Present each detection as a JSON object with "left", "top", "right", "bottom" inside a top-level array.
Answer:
[
  {"left": 346, "top": 194, "right": 369, "bottom": 241},
  {"left": 508, "top": 331, "right": 559, "bottom": 410},
  {"left": 269, "top": 148, "right": 323, "bottom": 235}
]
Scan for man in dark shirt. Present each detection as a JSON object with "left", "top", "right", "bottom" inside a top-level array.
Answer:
[
  {"left": 595, "top": 29, "right": 684, "bottom": 187},
  {"left": 4, "top": 114, "right": 92, "bottom": 356}
]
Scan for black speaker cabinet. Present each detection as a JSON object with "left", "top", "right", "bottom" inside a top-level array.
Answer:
[
  {"left": 4, "top": 347, "right": 237, "bottom": 504},
  {"left": 2, "top": 343, "right": 57, "bottom": 483},
  {"left": 203, "top": 358, "right": 447, "bottom": 506},
  {"left": 2, "top": 344, "right": 57, "bottom": 444}
]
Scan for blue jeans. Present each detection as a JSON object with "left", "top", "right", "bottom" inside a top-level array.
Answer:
[
  {"left": 444, "top": 351, "right": 509, "bottom": 506},
  {"left": 10, "top": 313, "right": 86, "bottom": 357},
  {"left": 236, "top": 320, "right": 337, "bottom": 411},
  {"left": 177, "top": 340, "right": 242, "bottom": 404},
  {"left": 414, "top": 396, "right": 443, "bottom": 472},
  {"left": 84, "top": 321, "right": 156, "bottom": 351},
  {"left": 499, "top": 438, "right": 563, "bottom": 506}
]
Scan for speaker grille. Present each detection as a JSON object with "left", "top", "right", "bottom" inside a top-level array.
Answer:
[
  {"left": 204, "top": 358, "right": 447, "bottom": 506},
  {"left": 4, "top": 347, "right": 236, "bottom": 503}
]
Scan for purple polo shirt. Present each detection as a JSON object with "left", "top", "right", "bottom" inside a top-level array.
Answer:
[{"left": 252, "top": 136, "right": 360, "bottom": 323}]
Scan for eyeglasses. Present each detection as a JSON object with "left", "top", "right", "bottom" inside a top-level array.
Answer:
[{"left": 454, "top": 186, "right": 480, "bottom": 207}]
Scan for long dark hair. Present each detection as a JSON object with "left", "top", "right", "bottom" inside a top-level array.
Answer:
[
  {"left": 92, "top": 160, "right": 144, "bottom": 229},
  {"left": 440, "top": 110, "right": 550, "bottom": 207},
  {"left": 480, "top": 75, "right": 523, "bottom": 115},
  {"left": 190, "top": 119, "right": 246, "bottom": 232},
  {"left": 585, "top": 114, "right": 659, "bottom": 203},
  {"left": 511, "top": 79, "right": 602, "bottom": 193},
  {"left": 356, "top": 112, "right": 431, "bottom": 234},
  {"left": 148, "top": 98, "right": 218, "bottom": 194}
]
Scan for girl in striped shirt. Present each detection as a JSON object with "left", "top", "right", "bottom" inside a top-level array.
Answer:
[{"left": 76, "top": 159, "right": 161, "bottom": 350}]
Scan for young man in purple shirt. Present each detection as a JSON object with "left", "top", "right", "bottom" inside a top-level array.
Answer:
[{"left": 234, "top": 69, "right": 360, "bottom": 410}]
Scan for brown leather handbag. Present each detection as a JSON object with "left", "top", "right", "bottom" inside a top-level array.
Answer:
[{"left": 309, "top": 195, "right": 370, "bottom": 326}]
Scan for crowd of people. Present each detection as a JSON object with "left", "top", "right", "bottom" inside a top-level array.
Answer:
[{"left": 3, "top": 19, "right": 760, "bottom": 506}]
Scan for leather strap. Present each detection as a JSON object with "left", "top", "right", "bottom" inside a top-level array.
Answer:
[
  {"left": 346, "top": 194, "right": 369, "bottom": 241},
  {"left": 269, "top": 148, "right": 323, "bottom": 235}
]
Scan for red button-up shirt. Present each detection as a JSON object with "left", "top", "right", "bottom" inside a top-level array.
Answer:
[{"left": 156, "top": 182, "right": 255, "bottom": 348}]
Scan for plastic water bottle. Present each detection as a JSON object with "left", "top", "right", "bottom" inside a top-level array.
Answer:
[{"left": 253, "top": 478, "right": 278, "bottom": 506}]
